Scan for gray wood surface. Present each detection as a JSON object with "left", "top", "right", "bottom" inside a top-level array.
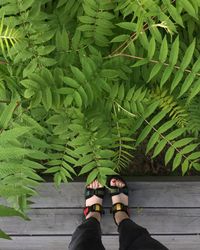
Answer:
[
  {"left": 1, "top": 181, "right": 200, "bottom": 250},
  {"left": 30, "top": 182, "right": 200, "bottom": 208},
  {"left": 0, "top": 235, "right": 200, "bottom": 250},
  {"left": 1, "top": 208, "right": 200, "bottom": 234}
]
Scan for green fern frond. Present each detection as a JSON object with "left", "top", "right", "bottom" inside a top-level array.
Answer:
[
  {"left": 0, "top": 97, "right": 18, "bottom": 129},
  {"left": 121, "top": 103, "right": 200, "bottom": 175},
  {"left": 0, "top": 16, "right": 20, "bottom": 56},
  {"left": 45, "top": 107, "right": 119, "bottom": 186},
  {"left": 147, "top": 124, "right": 200, "bottom": 175},
  {"left": 1, "top": 0, "right": 200, "bottom": 225},
  {"left": 0, "top": 205, "right": 27, "bottom": 239},
  {"left": 56, "top": 0, "right": 82, "bottom": 21},
  {"left": 118, "top": 0, "right": 177, "bottom": 34},
  {"left": 112, "top": 103, "right": 135, "bottom": 170},
  {"left": 122, "top": 36, "right": 200, "bottom": 102},
  {"left": 187, "top": 98, "right": 200, "bottom": 137},
  {"left": 0, "top": 104, "right": 47, "bottom": 212},
  {"left": 78, "top": 0, "right": 115, "bottom": 47},
  {"left": 151, "top": 87, "right": 188, "bottom": 127}
]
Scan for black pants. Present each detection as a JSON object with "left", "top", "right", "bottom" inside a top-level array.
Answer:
[{"left": 69, "top": 217, "right": 168, "bottom": 250}]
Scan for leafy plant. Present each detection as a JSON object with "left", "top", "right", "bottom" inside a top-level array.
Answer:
[
  {"left": 0, "top": 15, "right": 21, "bottom": 56},
  {"left": 0, "top": 205, "right": 28, "bottom": 239},
  {"left": 1, "top": 0, "right": 200, "bottom": 238}
]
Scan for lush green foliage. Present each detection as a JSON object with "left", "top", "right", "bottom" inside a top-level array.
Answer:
[{"left": 1, "top": 0, "right": 200, "bottom": 236}]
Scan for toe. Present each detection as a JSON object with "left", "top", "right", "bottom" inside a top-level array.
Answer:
[
  {"left": 116, "top": 180, "right": 125, "bottom": 188},
  {"left": 120, "top": 181, "right": 125, "bottom": 187},
  {"left": 116, "top": 180, "right": 120, "bottom": 187},
  {"left": 110, "top": 178, "right": 125, "bottom": 188},
  {"left": 87, "top": 180, "right": 103, "bottom": 189},
  {"left": 88, "top": 181, "right": 95, "bottom": 189},
  {"left": 110, "top": 178, "right": 116, "bottom": 186},
  {"left": 85, "top": 180, "right": 103, "bottom": 208},
  {"left": 97, "top": 180, "right": 103, "bottom": 188},
  {"left": 93, "top": 180, "right": 97, "bottom": 187}
]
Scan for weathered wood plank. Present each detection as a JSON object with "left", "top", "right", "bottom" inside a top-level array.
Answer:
[
  {"left": 29, "top": 182, "right": 200, "bottom": 208},
  {"left": 1, "top": 235, "right": 200, "bottom": 250},
  {"left": 1, "top": 208, "right": 200, "bottom": 235}
]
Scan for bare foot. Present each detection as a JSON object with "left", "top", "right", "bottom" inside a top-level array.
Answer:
[
  {"left": 85, "top": 180, "right": 103, "bottom": 222},
  {"left": 110, "top": 178, "right": 129, "bottom": 225}
]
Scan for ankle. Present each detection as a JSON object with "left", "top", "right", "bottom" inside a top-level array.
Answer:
[
  {"left": 86, "top": 212, "right": 101, "bottom": 222},
  {"left": 114, "top": 211, "right": 129, "bottom": 225}
]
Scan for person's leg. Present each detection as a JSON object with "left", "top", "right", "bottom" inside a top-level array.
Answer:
[
  {"left": 118, "top": 218, "right": 168, "bottom": 250},
  {"left": 109, "top": 177, "right": 168, "bottom": 250},
  {"left": 69, "top": 217, "right": 105, "bottom": 250},
  {"left": 69, "top": 180, "right": 105, "bottom": 250}
]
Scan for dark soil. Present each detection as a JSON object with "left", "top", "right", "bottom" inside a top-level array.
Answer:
[{"left": 121, "top": 141, "right": 200, "bottom": 177}]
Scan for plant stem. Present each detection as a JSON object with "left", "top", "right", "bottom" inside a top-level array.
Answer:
[
  {"left": 109, "top": 0, "right": 177, "bottom": 56},
  {"left": 115, "top": 102, "right": 136, "bottom": 118},
  {"left": 115, "top": 102, "right": 188, "bottom": 161},
  {"left": 110, "top": 23, "right": 149, "bottom": 56},
  {"left": 0, "top": 61, "right": 7, "bottom": 64},
  {"left": 0, "top": 100, "right": 10, "bottom": 103},
  {"left": 113, "top": 103, "right": 122, "bottom": 168},
  {"left": 109, "top": 53, "right": 200, "bottom": 77}
]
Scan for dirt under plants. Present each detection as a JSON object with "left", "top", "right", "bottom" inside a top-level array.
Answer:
[{"left": 121, "top": 141, "right": 200, "bottom": 177}]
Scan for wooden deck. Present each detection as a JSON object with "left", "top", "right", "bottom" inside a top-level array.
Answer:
[{"left": 0, "top": 180, "right": 200, "bottom": 249}]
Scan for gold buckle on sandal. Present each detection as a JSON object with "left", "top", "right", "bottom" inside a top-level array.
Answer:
[
  {"left": 116, "top": 203, "right": 122, "bottom": 211},
  {"left": 95, "top": 204, "right": 101, "bottom": 212}
]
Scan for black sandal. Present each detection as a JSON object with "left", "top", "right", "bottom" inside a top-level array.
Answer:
[
  {"left": 107, "top": 175, "right": 130, "bottom": 225},
  {"left": 83, "top": 183, "right": 105, "bottom": 219}
]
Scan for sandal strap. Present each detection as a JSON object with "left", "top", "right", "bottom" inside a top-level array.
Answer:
[
  {"left": 83, "top": 203, "right": 104, "bottom": 217},
  {"left": 85, "top": 188, "right": 105, "bottom": 199},
  {"left": 110, "top": 187, "right": 128, "bottom": 196},
  {"left": 107, "top": 175, "right": 129, "bottom": 197},
  {"left": 111, "top": 203, "right": 130, "bottom": 225},
  {"left": 111, "top": 203, "right": 130, "bottom": 216}
]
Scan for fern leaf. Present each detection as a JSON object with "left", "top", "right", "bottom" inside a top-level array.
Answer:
[
  {"left": 165, "top": 147, "right": 175, "bottom": 165},
  {"left": 187, "top": 78, "right": 200, "bottom": 102},
  {"left": 152, "top": 139, "right": 168, "bottom": 158},
  {"left": 0, "top": 15, "right": 20, "bottom": 56},
  {"left": 148, "top": 37, "right": 156, "bottom": 60},
  {"left": 163, "top": 0, "right": 184, "bottom": 26},
  {"left": 159, "top": 36, "right": 168, "bottom": 63},
  {"left": 0, "top": 229, "right": 11, "bottom": 240},
  {"left": 86, "top": 168, "right": 98, "bottom": 185},
  {"left": 178, "top": 0, "right": 198, "bottom": 19},
  {"left": 79, "top": 0, "right": 115, "bottom": 47},
  {"left": 180, "top": 39, "right": 196, "bottom": 71},
  {"left": 0, "top": 98, "right": 18, "bottom": 129},
  {"left": 172, "top": 153, "right": 182, "bottom": 170},
  {"left": 169, "top": 36, "right": 179, "bottom": 67}
]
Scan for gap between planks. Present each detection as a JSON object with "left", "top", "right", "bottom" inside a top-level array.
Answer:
[{"left": 1, "top": 235, "right": 200, "bottom": 250}]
